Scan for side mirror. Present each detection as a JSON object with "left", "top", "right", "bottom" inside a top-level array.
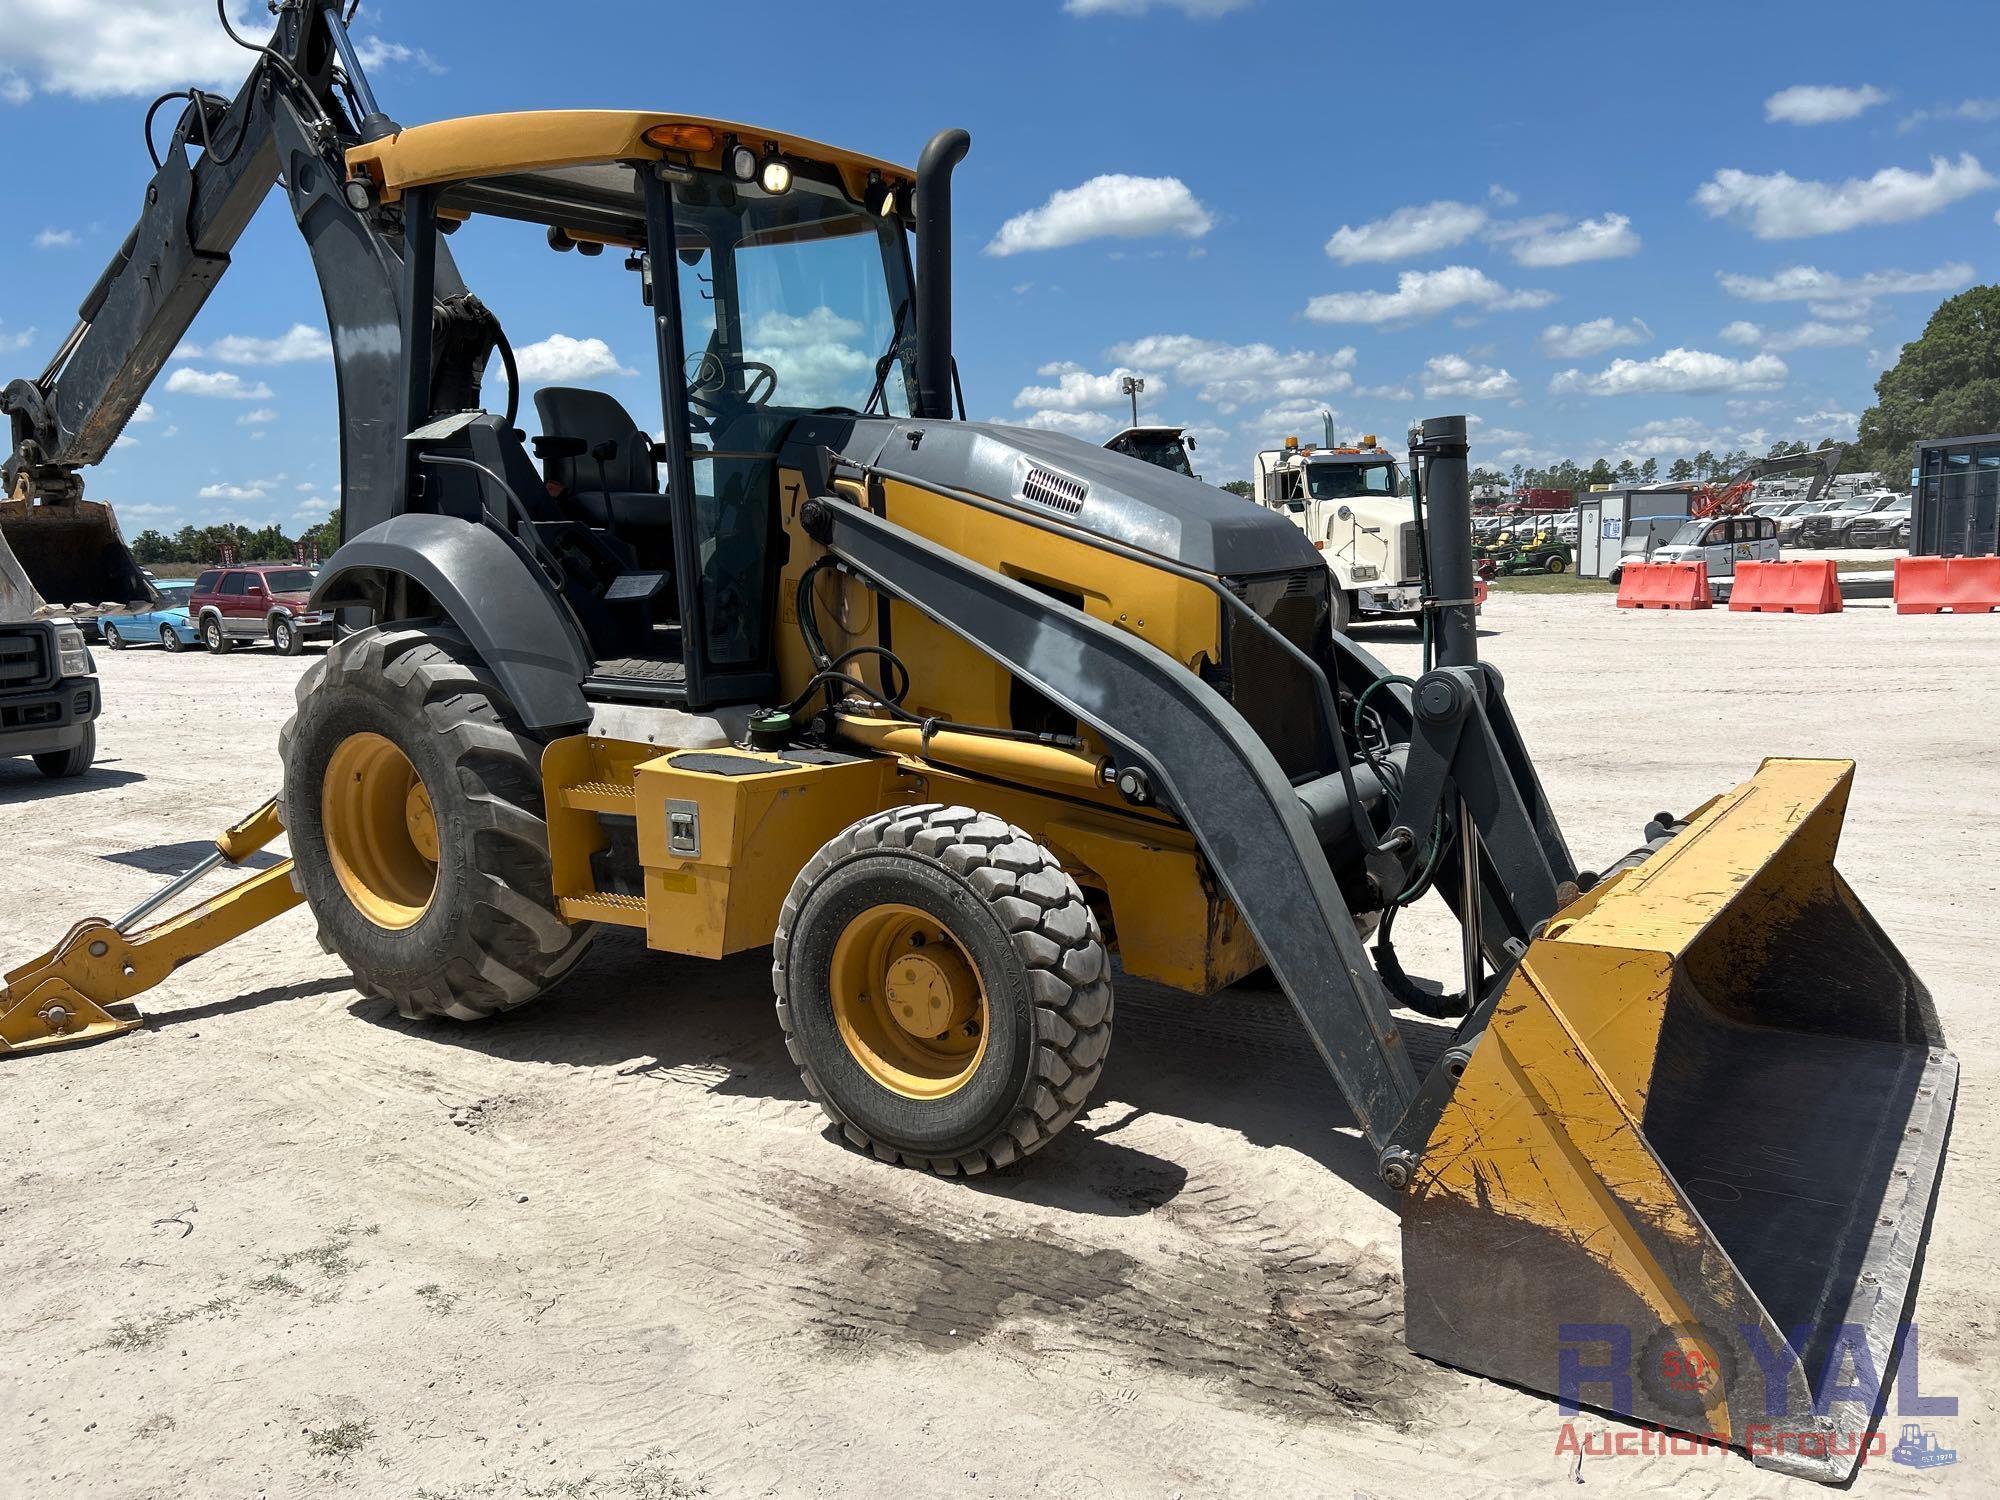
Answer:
[{"left": 1336, "top": 504, "right": 1353, "bottom": 521}]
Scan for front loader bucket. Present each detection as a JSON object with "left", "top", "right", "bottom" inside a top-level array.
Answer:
[
  {"left": 1403, "top": 758, "right": 1955, "bottom": 1483},
  {"left": 0, "top": 495, "right": 153, "bottom": 618}
]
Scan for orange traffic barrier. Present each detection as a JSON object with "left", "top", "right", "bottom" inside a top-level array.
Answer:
[
  {"left": 1616, "top": 561, "right": 1711, "bottom": 610},
  {"left": 1895, "top": 555, "right": 2000, "bottom": 614},
  {"left": 1729, "top": 559, "right": 1841, "bottom": 615}
]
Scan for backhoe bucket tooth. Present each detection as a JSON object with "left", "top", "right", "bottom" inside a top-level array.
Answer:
[{"left": 1402, "top": 758, "right": 1955, "bottom": 1484}]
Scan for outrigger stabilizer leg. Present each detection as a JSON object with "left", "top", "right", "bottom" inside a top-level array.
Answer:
[{"left": 0, "top": 797, "right": 301, "bottom": 1055}]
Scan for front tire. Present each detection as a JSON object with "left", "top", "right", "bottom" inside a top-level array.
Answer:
[
  {"left": 272, "top": 617, "right": 302, "bottom": 656},
  {"left": 279, "top": 624, "right": 594, "bottom": 1021},
  {"left": 103, "top": 624, "right": 125, "bottom": 650},
  {"left": 203, "top": 616, "right": 231, "bottom": 654},
  {"left": 773, "top": 805, "right": 1112, "bottom": 1175},
  {"left": 1329, "top": 587, "right": 1353, "bottom": 634},
  {"left": 33, "top": 724, "right": 95, "bottom": 779},
  {"left": 160, "top": 625, "right": 183, "bottom": 653}
]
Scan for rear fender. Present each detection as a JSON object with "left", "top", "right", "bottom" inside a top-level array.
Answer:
[{"left": 312, "top": 513, "right": 591, "bottom": 731}]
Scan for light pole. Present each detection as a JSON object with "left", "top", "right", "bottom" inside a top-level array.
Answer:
[{"left": 1120, "top": 374, "right": 1144, "bottom": 428}]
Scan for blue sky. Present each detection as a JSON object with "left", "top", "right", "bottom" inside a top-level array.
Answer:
[{"left": 3, "top": 0, "right": 1995, "bottom": 534}]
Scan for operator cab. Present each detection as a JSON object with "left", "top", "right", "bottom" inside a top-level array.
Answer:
[{"left": 347, "top": 114, "right": 919, "bottom": 710}]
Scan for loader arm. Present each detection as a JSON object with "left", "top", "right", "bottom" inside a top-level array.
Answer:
[{"left": 796, "top": 484, "right": 1427, "bottom": 1152}]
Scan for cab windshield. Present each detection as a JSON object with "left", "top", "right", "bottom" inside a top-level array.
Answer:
[
  {"left": 1108, "top": 431, "right": 1194, "bottom": 476},
  {"left": 1665, "top": 521, "right": 1712, "bottom": 547},
  {"left": 1305, "top": 460, "right": 1399, "bottom": 500}
]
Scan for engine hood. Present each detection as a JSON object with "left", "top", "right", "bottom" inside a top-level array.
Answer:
[{"left": 786, "top": 415, "right": 1321, "bottom": 578}]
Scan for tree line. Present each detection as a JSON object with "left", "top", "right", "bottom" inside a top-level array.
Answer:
[
  {"left": 1475, "top": 438, "right": 1845, "bottom": 495},
  {"left": 129, "top": 509, "right": 340, "bottom": 567}
]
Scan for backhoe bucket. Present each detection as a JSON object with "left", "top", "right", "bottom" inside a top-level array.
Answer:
[
  {"left": 1403, "top": 758, "right": 1955, "bottom": 1483},
  {"left": 0, "top": 495, "right": 154, "bottom": 620}
]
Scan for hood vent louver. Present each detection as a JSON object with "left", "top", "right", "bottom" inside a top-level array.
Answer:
[{"left": 1019, "top": 465, "right": 1089, "bottom": 516}]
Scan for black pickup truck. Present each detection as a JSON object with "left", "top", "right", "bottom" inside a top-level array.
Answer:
[{"left": 0, "top": 618, "right": 99, "bottom": 778}]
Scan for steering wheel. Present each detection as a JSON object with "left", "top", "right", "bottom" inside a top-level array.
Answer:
[{"left": 684, "top": 352, "right": 779, "bottom": 425}]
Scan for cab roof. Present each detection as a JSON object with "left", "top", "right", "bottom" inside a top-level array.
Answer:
[{"left": 347, "top": 110, "right": 913, "bottom": 205}]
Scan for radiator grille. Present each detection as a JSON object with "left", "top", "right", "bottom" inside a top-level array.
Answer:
[
  {"left": 0, "top": 628, "right": 52, "bottom": 691},
  {"left": 1019, "top": 465, "right": 1088, "bottom": 515},
  {"left": 1400, "top": 524, "right": 1426, "bottom": 585}
]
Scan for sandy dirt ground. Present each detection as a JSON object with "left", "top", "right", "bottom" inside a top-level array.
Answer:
[{"left": 2, "top": 592, "right": 1994, "bottom": 1499}]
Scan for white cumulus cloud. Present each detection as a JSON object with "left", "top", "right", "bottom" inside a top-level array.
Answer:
[
  {"left": 512, "top": 334, "right": 635, "bottom": 383},
  {"left": 1540, "top": 318, "right": 1651, "bottom": 358},
  {"left": 1304, "top": 266, "right": 1555, "bottom": 325},
  {"left": 1324, "top": 201, "right": 1487, "bottom": 264},
  {"left": 986, "top": 174, "right": 1213, "bottom": 255},
  {"left": 33, "top": 226, "right": 77, "bottom": 249},
  {"left": 178, "top": 323, "right": 331, "bottom": 364},
  {"left": 197, "top": 481, "right": 271, "bottom": 501},
  {"left": 0, "top": 322, "right": 37, "bottom": 353},
  {"left": 236, "top": 407, "right": 278, "bottom": 426},
  {"left": 1013, "top": 362, "right": 1159, "bottom": 413},
  {"left": 1422, "top": 355, "right": 1519, "bottom": 401},
  {"left": 165, "top": 368, "right": 274, "bottom": 400},
  {"left": 1493, "top": 212, "right": 1640, "bottom": 267},
  {"left": 1765, "top": 84, "right": 1889, "bottom": 125},
  {"left": 1103, "top": 335, "right": 1355, "bottom": 413},
  {"left": 0, "top": 4, "right": 437, "bottom": 99},
  {"left": 1016, "top": 409, "right": 1118, "bottom": 440},
  {"left": 1695, "top": 154, "right": 1995, "bottom": 238},
  {"left": 1550, "top": 348, "right": 1789, "bottom": 397},
  {"left": 1716, "top": 262, "right": 1975, "bottom": 316},
  {"left": 1719, "top": 320, "right": 1870, "bottom": 352}
]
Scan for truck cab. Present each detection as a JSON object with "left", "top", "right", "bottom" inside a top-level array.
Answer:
[
  {"left": 1103, "top": 425, "right": 1199, "bottom": 479},
  {"left": 1252, "top": 436, "right": 1417, "bottom": 629}
]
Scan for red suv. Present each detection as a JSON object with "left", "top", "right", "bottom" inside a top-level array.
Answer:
[{"left": 187, "top": 564, "right": 329, "bottom": 656}]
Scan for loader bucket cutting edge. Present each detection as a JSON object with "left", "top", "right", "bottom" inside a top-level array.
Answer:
[{"left": 1402, "top": 757, "right": 1955, "bottom": 1484}]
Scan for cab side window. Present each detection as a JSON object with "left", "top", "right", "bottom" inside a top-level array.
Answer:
[
  {"left": 219, "top": 573, "right": 248, "bottom": 596},
  {"left": 1703, "top": 523, "right": 1728, "bottom": 547},
  {"left": 1758, "top": 518, "right": 1777, "bottom": 541}
]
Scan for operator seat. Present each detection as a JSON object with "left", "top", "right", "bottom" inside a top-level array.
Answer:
[{"left": 533, "top": 386, "right": 674, "bottom": 568}]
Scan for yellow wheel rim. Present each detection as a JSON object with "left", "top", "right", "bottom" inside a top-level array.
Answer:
[
  {"left": 322, "top": 731, "right": 438, "bottom": 930},
  {"left": 829, "top": 903, "right": 987, "bottom": 1099}
]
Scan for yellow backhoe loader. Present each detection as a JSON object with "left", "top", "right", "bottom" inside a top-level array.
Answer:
[{"left": 0, "top": 3, "right": 1954, "bottom": 1481}]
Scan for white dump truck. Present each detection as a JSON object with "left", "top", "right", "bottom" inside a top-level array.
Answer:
[{"left": 1251, "top": 435, "right": 1421, "bottom": 629}]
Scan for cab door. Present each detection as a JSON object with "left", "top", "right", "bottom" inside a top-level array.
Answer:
[
  {"left": 1698, "top": 520, "right": 1733, "bottom": 578},
  {"left": 1749, "top": 515, "right": 1780, "bottom": 562}
]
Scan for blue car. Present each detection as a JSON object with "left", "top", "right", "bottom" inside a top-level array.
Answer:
[{"left": 100, "top": 583, "right": 201, "bottom": 652}]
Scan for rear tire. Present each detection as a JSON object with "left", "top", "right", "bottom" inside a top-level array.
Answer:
[
  {"left": 33, "top": 724, "right": 95, "bottom": 779},
  {"left": 279, "top": 623, "right": 594, "bottom": 1021},
  {"left": 1329, "top": 587, "right": 1352, "bottom": 634},
  {"left": 773, "top": 805, "right": 1112, "bottom": 1176},
  {"left": 203, "top": 616, "right": 231, "bottom": 654},
  {"left": 1545, "top": 553, "right": 1567, "bottom": 574}
]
